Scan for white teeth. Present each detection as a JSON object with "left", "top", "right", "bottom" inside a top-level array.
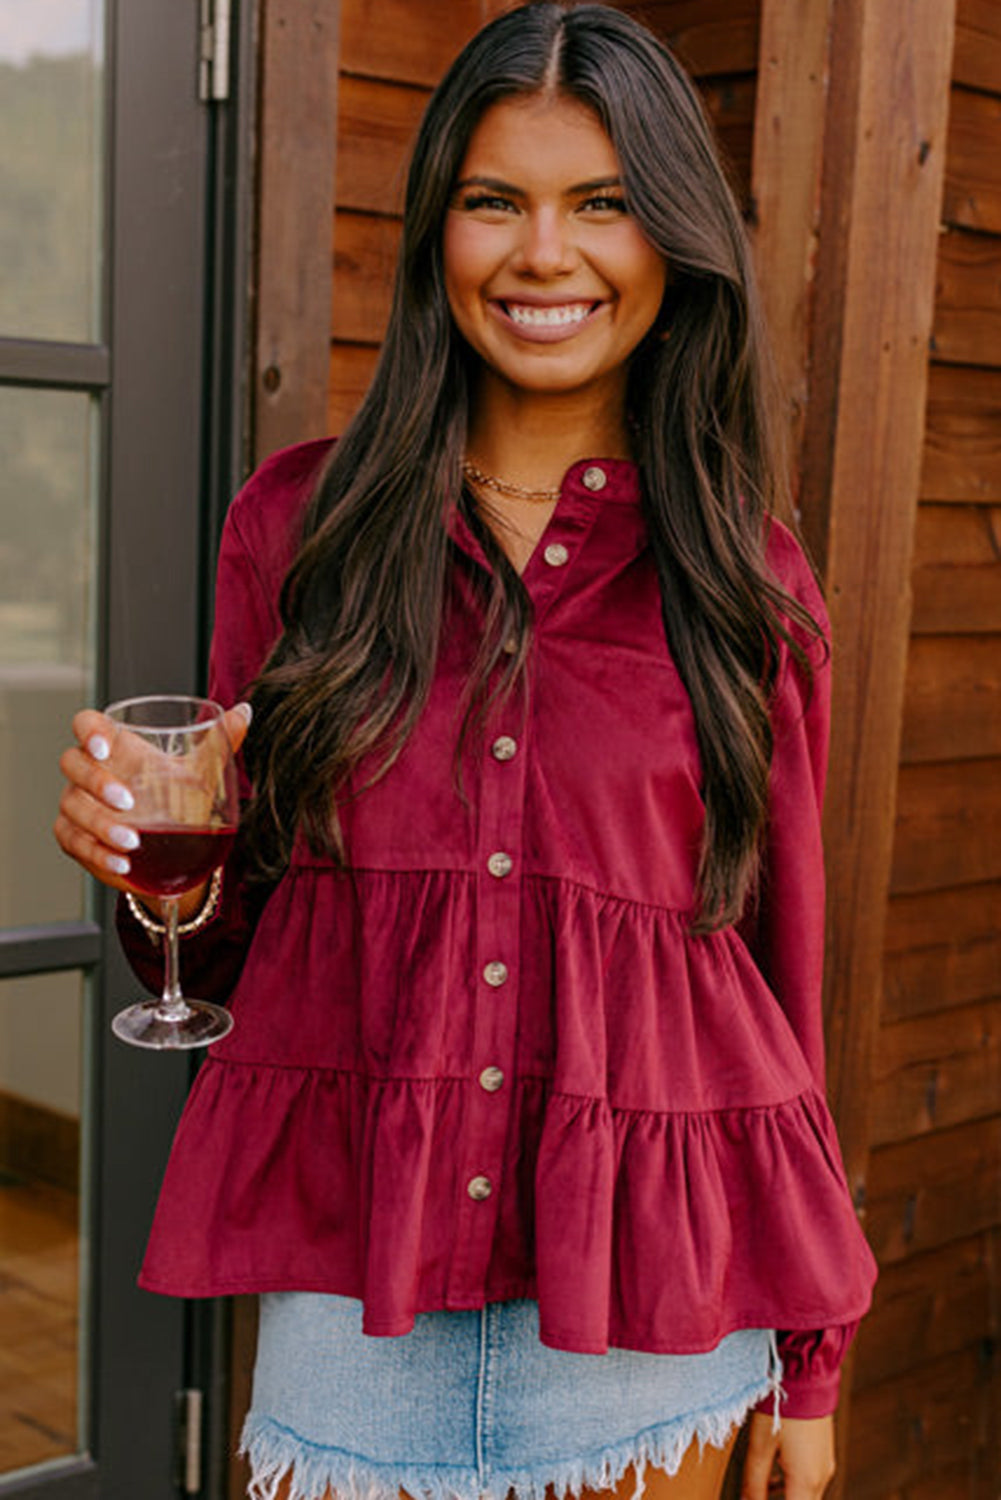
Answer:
[{"left": 507, "top": 302, "right": 592, "bottom": 327}]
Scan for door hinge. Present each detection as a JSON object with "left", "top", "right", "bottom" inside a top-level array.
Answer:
[
  {"left": 199, "top": 0, "right": 232, "bottom": 102},
  {"left": 175, "top": 1387, "right": 204, "bottom": 1495}
]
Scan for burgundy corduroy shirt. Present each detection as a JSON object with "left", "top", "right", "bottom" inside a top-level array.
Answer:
[{"left": 120, "top": 440, "right": 877, "bottom": 1417}]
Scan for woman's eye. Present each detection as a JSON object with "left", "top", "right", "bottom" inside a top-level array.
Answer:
[
  {"left": 460, "top": 193, "right": 517, "bottom": 213},
  {"left": 581, "top": 194, "right": 629, "bottom": 215}
]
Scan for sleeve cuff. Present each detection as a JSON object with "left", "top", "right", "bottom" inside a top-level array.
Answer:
[{"left": 752, "top": 1324, "right": 858, "bottom": 1420}]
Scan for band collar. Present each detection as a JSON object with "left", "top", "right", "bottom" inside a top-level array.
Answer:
[{"left": 446, "top": 457, "right": 644, "bottom": 573}]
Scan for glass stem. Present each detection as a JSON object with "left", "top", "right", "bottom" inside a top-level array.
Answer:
[{"left": 158, "top": 897, "right": 188, "bottom": 1019}]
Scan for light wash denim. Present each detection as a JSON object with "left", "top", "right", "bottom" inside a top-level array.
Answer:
[{"left": 241, "top": 1294, "right": 779, "bottom": 1500}]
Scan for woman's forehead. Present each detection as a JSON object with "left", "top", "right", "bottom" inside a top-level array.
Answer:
[{"left": 455, "top": 94, "right": 619, "bottom": 184}]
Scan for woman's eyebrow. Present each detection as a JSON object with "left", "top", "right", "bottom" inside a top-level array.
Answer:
[
  {"left": 569, "top": 176, "right": 623, "bottom": 193},
  {"left": 453, "top": 175, "right": 526, "bottom": 197},
  {"left": 451, "top": 174, "right": 624, "bottom": 197}
]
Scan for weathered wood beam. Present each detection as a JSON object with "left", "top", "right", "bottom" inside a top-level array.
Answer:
[
  {"left": 253, "top": 0, "right": 341, "bottom": 462},
  {"left": 814, "top": 0, "right": 957, "bottom": 1144},
  {"left": 750, "top": 0, "right": 833, "bottom": 515},
  {"left": 815, "top": 1, "right": 957, "bottom": 1492}
]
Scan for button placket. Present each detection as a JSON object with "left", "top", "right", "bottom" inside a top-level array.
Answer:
[
  {"left": 521, "top": 478, "right": 605, "bottom": 629},
  {"left": 447, "top": 699, "right": 527, "bottom": 1304}
]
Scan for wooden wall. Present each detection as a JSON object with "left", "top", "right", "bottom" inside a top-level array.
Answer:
[
  {"left": 327, "top": 0, "right": 511, "bottom": 432},
  {"left": 847, "top": 3, "right": 1001, "bottom": 1494},
  {"left": 621, "top": 1, "right": 759, "bottom": 206}
]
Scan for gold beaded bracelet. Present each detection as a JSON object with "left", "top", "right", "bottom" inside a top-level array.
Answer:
[{"left": 125, "top": 867, "right": 224, "bottom": 944}]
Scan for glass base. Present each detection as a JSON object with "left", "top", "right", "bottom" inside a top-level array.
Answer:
[{"left": 111, "top": 997, "right": 234, "bottom": 1050}]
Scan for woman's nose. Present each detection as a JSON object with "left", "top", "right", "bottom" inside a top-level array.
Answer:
[{"left": 513, "top": 207, "right": 577, "bottom": 277}]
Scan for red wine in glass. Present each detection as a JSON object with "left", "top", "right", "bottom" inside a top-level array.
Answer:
[
  {"left": 104, "top": 694, "right": 240, "bottom": 1049},
  {"left": 127, "top": 825, "right": 237, "bottom": 899}
]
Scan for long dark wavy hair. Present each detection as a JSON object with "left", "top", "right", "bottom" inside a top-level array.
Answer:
[{"left": 243, "top": 0, "right": 822, "bottom": 930}]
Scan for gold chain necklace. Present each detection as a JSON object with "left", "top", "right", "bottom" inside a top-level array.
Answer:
[{"left": 462, "top": 459, "right": 561, "bottom": 504}]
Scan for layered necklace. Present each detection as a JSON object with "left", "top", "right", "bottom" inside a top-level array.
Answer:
[{"left": 462, "top": 459, "right": 561, "bottom": 505}]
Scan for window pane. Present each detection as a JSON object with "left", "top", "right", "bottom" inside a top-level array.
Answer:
[
  {"left": 0, "top": 0, "right": 105, "bottom": 342},
  {"left": 0, "top": 389, "right": 97, "bottom": 926},
  {"left": 0, "top": 970, "right": 87, "bottom": 1477}
]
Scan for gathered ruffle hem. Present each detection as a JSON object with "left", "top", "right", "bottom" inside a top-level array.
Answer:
[
  {"left": 140, "top": 1059, "right": 871, "bottom": 1351},
  {"left": 139, "top": 867, "right": 876, "bottom": 1356}
]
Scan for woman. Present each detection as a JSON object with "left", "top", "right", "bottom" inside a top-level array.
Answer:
[{"left": 56, "top": 5, "right": 877, "bottom": 1498}]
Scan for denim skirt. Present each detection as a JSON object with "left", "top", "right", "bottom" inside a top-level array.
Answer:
[{"left": 240, "top": 1294, "right": 779, "bottom": 1500}]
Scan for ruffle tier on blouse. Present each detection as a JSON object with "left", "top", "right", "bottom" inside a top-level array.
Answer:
[{"left": 136, "top": 865, "right": 877, "bottom": 1357}]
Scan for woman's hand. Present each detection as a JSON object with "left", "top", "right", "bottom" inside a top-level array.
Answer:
[
  {"left": 741, "top": 1412, "right": 836, "bottom": 1500},
  {"left": 54, "top": 703, "right": 252, "bottom": 906}
]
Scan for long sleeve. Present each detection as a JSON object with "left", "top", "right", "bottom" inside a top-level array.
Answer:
[{"left": 745, "top": 524, "right": 864, "bottom": 1418}]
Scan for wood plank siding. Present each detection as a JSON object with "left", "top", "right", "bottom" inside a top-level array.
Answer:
[
  {"left": 327, "top": 0, "right": 513, "bottom": 432},
  {"left": 852, "top": 1, "right": 1001, "bottom": 1489},
  {"left": 254, "top": 1, "right": 342, "bottom": 462}
]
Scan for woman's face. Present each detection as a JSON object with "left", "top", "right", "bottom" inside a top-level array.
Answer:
[{"left": 443, "top": 93, "right": 668, "bottom": 407}]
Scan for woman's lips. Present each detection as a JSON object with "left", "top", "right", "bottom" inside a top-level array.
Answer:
[{"left": 490, "top": 299, "right": 604, "bottom": 342}]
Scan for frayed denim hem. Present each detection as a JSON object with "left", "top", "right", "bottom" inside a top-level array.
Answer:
[{"left": 240, "top": 1358, "right": 780, "bottom": 1500}]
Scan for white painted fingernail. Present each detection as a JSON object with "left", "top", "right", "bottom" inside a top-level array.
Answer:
[
  {"left": 109, "top": 825, "right": 140, "bottom": 851},
  {"left": 88, "top": 735, "right": 110, "bottom": 761},
  {"left": 234, "top": 701, "right": 253, "bottom": 725},
  {"left": 103, "top": 783, "right": 134, "bottom": 812},
  {"left": 107, "top": 854, "right": 130, "bottom": 875}
]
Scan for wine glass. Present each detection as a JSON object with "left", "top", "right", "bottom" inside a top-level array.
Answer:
[{"left": 104, "top": 695, "right": 239, "bottom": 1049}]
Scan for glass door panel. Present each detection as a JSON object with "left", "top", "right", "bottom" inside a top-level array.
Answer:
[
  {"left": 0, "top": 1, "right": 102, "bottom": 1490},
  {"left": 0, "top": 1, "right": 105, "bottom": 342},
  {"left": 0, "top": 388, "right": 97, "bottom": 928}
]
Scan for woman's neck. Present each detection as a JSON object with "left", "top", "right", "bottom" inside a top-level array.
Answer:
[
  {"left": 465, "top": 375, "right": 633, "bottom": 490},
  {"left": 463, "top": 376, "right": 634, "bottom": 576}
]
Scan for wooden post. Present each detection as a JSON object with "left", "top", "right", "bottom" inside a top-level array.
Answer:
[
  {"left": 816, "top": 2, "right": 955, "bottom": 1493},
  {"left": 811, "top": 0, "right": 955, "bottom": 1226},
  {"left": 750, "top": 0, "right": 833, "bottom": 504},
  {"left": 750, "top": 2, "right": 956, "bottom": 1495},
  {"left": 253, "top": 0, "right": 341, "bottom": 463}
]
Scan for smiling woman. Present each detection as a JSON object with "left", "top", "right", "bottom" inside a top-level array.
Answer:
[
  {"left": 54, "top": 5, "right": 876, "bottom": 1500},
  {"left": 444, "top": 94, "right": 667, "bottom": 422}
]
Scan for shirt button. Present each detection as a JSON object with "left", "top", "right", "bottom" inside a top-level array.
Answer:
[
  {"left": 479, "top": 1066, "right": 505, "bottom": 1093},
  {"left": 492, "top": 735, "right": 517, "bottom": 762},
  {"left": 467, "top": 1175, "right": 492, "bottom": 1201},
  {"left": 543, "top": 543, "right": 569, "bottom": 567},
  {"left": 502, "top": 636, "right": 518, "bottom": 655},
  {"left": 483, "top": 961, "right": 508, "bottom": 987},
  {"left": 487, "top": 851, "right": 513, "bottom": 878},
  {"left": 583, "top": 465, "right": 607, "bottom": 492}
]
